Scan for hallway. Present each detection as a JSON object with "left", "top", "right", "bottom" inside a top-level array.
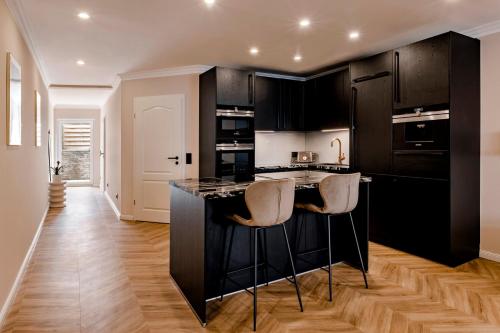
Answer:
[
  {"left": 2, "top": 188, "right": 500, "bottom": 332},
  {"left": 0, "top": 188, "right": 199, "bottom": 332}
]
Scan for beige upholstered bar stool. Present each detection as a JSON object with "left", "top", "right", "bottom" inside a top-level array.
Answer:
[
  {"left": 220, "top": 178, "right": 303, "bottom": 331},
  {"left": 295, "top": 173, "right": 368, "bottom": 301}
]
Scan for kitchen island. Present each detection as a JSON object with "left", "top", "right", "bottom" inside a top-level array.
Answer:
[{"left": 169, "top": 171, "right": 371, "bottom": 326}]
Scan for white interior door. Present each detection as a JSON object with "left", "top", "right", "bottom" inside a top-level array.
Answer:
[{"left": 133, "top": 95, "right": 185, "bottom": 223}]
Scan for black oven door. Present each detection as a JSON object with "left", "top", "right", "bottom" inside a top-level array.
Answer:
[
  {"left": 216, "top": 144, "right": 255, "bottom": 180},
  {"left": 216, "top": 110, "right": 254, "bottom": 141},
  {"left": 392, "top": 111, "right": 449, "bottom": 150}
]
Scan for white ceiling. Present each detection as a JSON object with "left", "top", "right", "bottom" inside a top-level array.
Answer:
[{"left": 8, "top": 0, "right": 500, "bottom": 105}]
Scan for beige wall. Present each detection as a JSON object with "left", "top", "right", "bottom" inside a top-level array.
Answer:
[
  {"left": 54, "top": 107, "right": 101, "bottom": 187},
  {"left": 0, "top": 0, "right": 49, "bottom": 316},
  {"left": 480, "top": 32, "right": 500, "bottom": 255},
  {"left": 119, "top": 75, "right": 199, "bottom": 216},
  {"left": 102, "top": 85, "right": 122, "bottom": 211}
]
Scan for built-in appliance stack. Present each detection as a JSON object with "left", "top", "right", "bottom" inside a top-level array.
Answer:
[
  {"left": 351, "top": 31, "right": 480, "bottom": 266},
  {"left": 199, "top": 67, "right": 256, "bottom": 180}
]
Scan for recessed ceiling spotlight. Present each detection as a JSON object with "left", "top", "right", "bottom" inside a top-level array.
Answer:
[
  {"left": 76, "top": 60, "right": 85, "bottom": 66},
  {"left": 77, "top": 12, "right": 90, "bottom": 20},
  {"left": 204, "top": 0, "right": 215, "bottom": 7},
  {"left": 349, "top": 31, "right": 360, "bottom": 40},
  {"left": 294, "top": 54, "right": 302, "bottom": 62},
  {"left": 299, "top": 18, "right": 310, "bottom": 28},
  {"left": 249, "top": 47, "right": 259, "bottom": 55}
]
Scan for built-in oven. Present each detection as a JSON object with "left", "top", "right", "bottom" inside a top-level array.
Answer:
[
  {"left": 392, "top": 110, "right": 449, "bottom": 150},
  {"left": 216, "top": 109, "right": 254, "bottom": 142},
  {"left": 216, "top": 142, "right": 255, "bottom": 180},
  {"left": 392, "top": 109, "right": 450, "bottom": 179}
]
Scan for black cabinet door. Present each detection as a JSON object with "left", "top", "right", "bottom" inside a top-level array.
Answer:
[
  {"left": 255, "top": 76, "right": 281, "bottom": 131},
  {"left": 304, "top": 79, "right": 320, "bottom": 130},
  {"left": 369, "top": 175, "right": 397, "bottom": 246},
  {"left": 352, "top": 75, "right": 392, "bottom": 174},
  {"left": 216, "top": 67, "right": 255, "bottom": 108},
  {"left": 305, "top": 69, "right": 350, "bottom": 131},
  {"left": 390, "top": 176, "right": 450, "bottom": 261},
  {"left": 370, "top": 175, "right": 450, "bottom": 263},
  {"left": 394, "top": 33, "right": 450, "bottom": 109},
  {"left": 281, "top": 80, "right": 304, "bottom": 131}
]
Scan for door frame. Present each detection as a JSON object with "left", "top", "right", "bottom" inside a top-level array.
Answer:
[
  {"left": 100, "top": 116, "right": 106, "bottom": 192},
  {"left": 132, "top": 94, "right": 186, "bottom": 223},
  {"left": 55, "top": 118, "right": 95, "bottom": 186}
]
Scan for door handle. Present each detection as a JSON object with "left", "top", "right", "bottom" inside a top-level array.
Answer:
[{"left": 168, "top": 156, "right": 179, "bottom": 165}]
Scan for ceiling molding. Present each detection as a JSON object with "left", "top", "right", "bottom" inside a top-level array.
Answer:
[
  {"left": 112, "top": 75, "right": 122, "bottom": 89},
  {"left": 50, "top": 84, "right": 113, "bottom": 89},
  {"left": 4, "top": 0, "right": 50, "bottom": 87},
  {"left": 53, "top": 104, "right": 101, "bottom": 110},
  {"left": 119, "top": 65, "right": 212, "bottom": 81},
  {"left": 461, "top": 19, "right": 500, "bottom": 38},
  {"left": 256, "top": 72, "right": 306, "bottom": 81}
]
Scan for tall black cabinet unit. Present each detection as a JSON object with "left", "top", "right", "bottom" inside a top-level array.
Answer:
[
  {"left": 352, "top": 32, "right": 480, "bottom": 266},
  {"left": 351, "top": 52, "right": 393, "bottom": 174},
  {"left": 199, "top": 67, "right": 256, "bottom": 178}
]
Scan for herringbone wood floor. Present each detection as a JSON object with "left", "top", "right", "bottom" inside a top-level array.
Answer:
[{"left": 1, "top": 187, "right": 500, "bottom": 332}]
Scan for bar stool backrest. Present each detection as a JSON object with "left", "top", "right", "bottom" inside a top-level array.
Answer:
[
  {"left": 319, "top": 173, "right": 361, "bottom": 215},
  {"left": 245, "top": 178, "right": 296, "bottom": 227}
]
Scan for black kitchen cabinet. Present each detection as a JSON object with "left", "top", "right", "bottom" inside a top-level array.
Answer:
[
  {"left": 351, "top": 52, "right": 393, "bottom": 174},
  {"left": 216, "top": 67, "right": 255, "bottom": 108},
  {"left": 370, "top": 175, "right": 449, "bottom": 262},
  {"left": 255, "top": 76, "right": 304, "bottom": 131},
  {"left": 281, "top": 79, "right": 304, "bottom": 130},
  {"left": 304, "top": 68, "right": 350, "bottom": 131},
  {"left": 304, "top": 78, "right": 319, "bottom": 130},
  {"left": 394, "top": 33, "right": 450, "bottom": 109},
  {"left": 255, "top": 76, "right": 280, "bottom": 131}
]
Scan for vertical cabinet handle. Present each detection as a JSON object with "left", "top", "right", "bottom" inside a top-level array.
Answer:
[
  {"left": 351, "top": 86, "right": 358, "bottom": 168},
  {"left": 351, "top": 87, "right": 358, "bottom": 130},
  {"left": 394, "top": 51, "right": 401, "bottom": 104},
  {"left": 248, "top": 73, "right": 255, "bottom": 106}
]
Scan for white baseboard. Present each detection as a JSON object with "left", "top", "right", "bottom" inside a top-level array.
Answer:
[
  {"left": 480, "top": 249, "right": 500, "bottom": 263},
  {"left": 0, "top": 205, "right": 48, "bottom": 328},
  {"left": 103, "top": 192, "right": 134, "bottom": 222},
  {"left": 120, "top": 214, "right": 135, "bottom": 221},
  {"left": 104, "top": 191, "right": 121, "bottom": 220}
]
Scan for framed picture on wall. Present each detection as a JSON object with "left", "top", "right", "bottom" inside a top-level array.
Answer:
[
  {"left": 7, "top": 52, "right": 22, "bottom": 146},
  {"left": 35, "top": 91, "right": 41, "bottom": 147}
]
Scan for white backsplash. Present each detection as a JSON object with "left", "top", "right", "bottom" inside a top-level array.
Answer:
[
  {"left": 305, "top": 130, "right": 350, "bottom": 165},
  {"left": 255, "top": 130, "right": 350, "bottom": 166},
  {"left": 255, "top": 132, "right": 305, "bottom": 166}
]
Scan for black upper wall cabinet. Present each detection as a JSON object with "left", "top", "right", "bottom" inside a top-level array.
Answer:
[
  {"left": 305, "top": 69, "right": 350, "bottom": 131},
  {"left": 394, "top": 33, "right": 450, "bottom": 110},
  {"left": 317, "top": 69, "right": 350, "bottom": 130},
  {"left": 255, "top": 76, "right": 304, "bottom": 131},
  {"left": 255, "top": 76, "right": 281, "bottom": 131},
  {"left": 216, "top": 67, "right": 255, "bottom": 108},
  {"left": 255, "top": 68, "right": 350, "bottom": 132},
  {"left": 281, "top": 79, "right": 305, "bottom": 131}
]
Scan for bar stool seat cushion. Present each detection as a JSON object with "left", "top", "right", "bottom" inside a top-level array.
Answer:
[
  {"left": 227, "top": 179, "right": 296, "bottom": 227},
  {"left": 295, "top": 173, "right": 361, "bottom": 215}
]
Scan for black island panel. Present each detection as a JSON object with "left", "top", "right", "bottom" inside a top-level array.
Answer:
[{"left": 169, "top": 171, "right": 371, "bottom": 326}]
